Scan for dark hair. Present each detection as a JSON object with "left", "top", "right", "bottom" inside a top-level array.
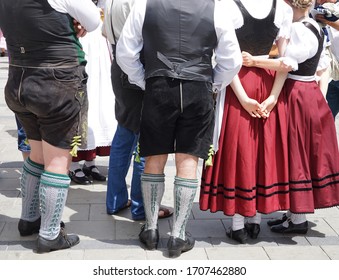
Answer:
[{"left": 92, "top": 0, "right": 99, "bottom": 5}]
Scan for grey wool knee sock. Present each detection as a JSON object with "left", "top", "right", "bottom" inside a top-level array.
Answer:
[
  {"left": 39, "top": 171, "right": 70, "bottom": 240},
  {"left": 20, "top": 157, "right": 44, "bottom": 222},
  {"left": 171, "top": 176, "right": 198, "bottom": 240},
  {"left": 141, "top": 173, "right": 165, "bottom": 230}
]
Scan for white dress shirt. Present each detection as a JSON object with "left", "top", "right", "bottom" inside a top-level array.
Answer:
[
  {"left": 102, "top": 0, "right": 135, "bottom": 45},
  {"left": 48, "top": 0, "right": 100, "bottom": 32},
  {"left": 116, "top": 0, "right": 242, "bottom": 91}
]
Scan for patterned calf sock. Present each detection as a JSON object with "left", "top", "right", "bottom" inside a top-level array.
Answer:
[
  {"left": 141, "top": 173, "right": 165, "bottom": 230},
  {"left": 171, "top": 176, "right": 198, "bottom": 240},
  {"left": 39, "top": 171, "right": 70, "bottom": 240},
  {"left": 20, "top": 157, "right": 44, "bottom": 222}
]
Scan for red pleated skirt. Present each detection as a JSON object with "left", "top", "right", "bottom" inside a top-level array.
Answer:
[
  {"left": 72, "top": 146, "right": 111, "bottom": 162},
  {"left": 284, "top": 79, "right": 339, "bottom": 213},
  {"left": 199, "top": 67, "right": 290, "bottom": 217}
]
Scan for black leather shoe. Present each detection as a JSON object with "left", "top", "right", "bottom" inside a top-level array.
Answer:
[
  {"left": 167, "top": 233, "right": 195, "bottom": 258},
  {"left": 139, "top": 225, "right": 159, "bottom": 250},
  {"left": 18, "top": 217, "right": 41, "bottom": 236},
  {"left": 69, "top": 169, "right": 91, "bottom": 185},
  {"left": 270, "top": 220, "right": 308, "bottom": 234},
  {"left": 36, "top": 228, "right": 80, "bottom": 253},
  {"left": 244, "top": 222, "right": 260, "bottom": 239},
  {"left": 226, "top": 227, "right": 248, "bottom": 244},
  {"left": 82, "top": 165, "right": 106, "bottom": 181},
  {"left": 18, "top": 218, "right": 65, "bottom": 236},
  {"left": 267, "top": 213, "right": 288, "bottom": 226}
]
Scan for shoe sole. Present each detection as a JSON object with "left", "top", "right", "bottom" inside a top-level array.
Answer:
[
  {"left": 226, "top": 232, "right": 247, "bottom": 244},
  {"left": 168, "top": 245, "right": 194, "bottom": 258},
  {"left": 140, "top": 240, "right": 158, "bottom": 250},
  {"left": 19, "top": 229, "right": 39, "bottom": 237},
  {"left": 168, "top": 249, "right": 182, "bottom": 258},
  {"left": 249, "top": 233, "right": 259, "bottom": 239},
  {"left": 36, "top": 238, "right": 80, "bottom": 254}
]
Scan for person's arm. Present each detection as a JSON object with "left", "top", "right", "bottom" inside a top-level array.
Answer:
[
  {"left": 214, "top": 4, "right": 263, "bottom": 117},
  {"left": 116, "top": 0, "right": 146, "bottom": 90},
  {"left": 242, "top": 51, "right": 293, "bottom": 72},
  {"left": 230, "top": 76, "right": 263, "bottom": 118},
  {"left": 241, "top": 52, "right": 289, "bottom": 118},
  {"left": 213, "top": 0, "right": 242, "bottom": 93},
  {"left": 313, "top": 2, "right": 339, "bottom": 31},
  {"left": 315, "top": 14, "right": 339, "bottom": 31},
  {"left": 48, "top": 0, "right": 101, "bottom": 32},
  {"left": 261, "top": 71, "right": 288, "bottom": 117},
  {"left": 243, "top": 21, "right": 319, "bottom": 73}
]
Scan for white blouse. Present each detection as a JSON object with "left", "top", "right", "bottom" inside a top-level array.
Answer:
[{"left": 281, "top": 18, "right": 329, "bottom": 81}]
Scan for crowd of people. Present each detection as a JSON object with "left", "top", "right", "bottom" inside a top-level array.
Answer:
[{"left": 0, "top": 0, "right": 339, "bottom": 258}]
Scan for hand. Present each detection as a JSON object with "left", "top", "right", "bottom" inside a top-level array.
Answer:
[
  {"left": 259, "top": 95, "right": 278, "bottom": 119},
  {"left": 240, "top": 97, "right": 265, "bottom": 118},
  {"left": 242, "top": 51, "right": 255, "bottom": 67},
  {"left": 315, "top": 14, "right": 330, "bottom": 25},
  {"left": 73, "top": 19, "right": 87, "bottom": 38}
]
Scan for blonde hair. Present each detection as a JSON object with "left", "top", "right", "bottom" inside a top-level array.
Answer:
[{"left": 288, "top": 0, "right": 314, "bottom": 9}]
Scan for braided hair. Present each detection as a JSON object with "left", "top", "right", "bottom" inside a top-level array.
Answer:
[{"left": 287, "top": 0, "right": 314, "bottom": 9}]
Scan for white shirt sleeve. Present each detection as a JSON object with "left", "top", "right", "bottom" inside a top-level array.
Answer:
[
  {"left": 116, "top": 0, "right": 146, "bottom": 90},
  {"left": 275, "top": 0, "right": 293, "bottom": 40},
  {"left": 213, "top": 0, "right": 242, "bottom": 92},
  {"left": 47, "top": 0, "right": 100, "bottom": 32}
]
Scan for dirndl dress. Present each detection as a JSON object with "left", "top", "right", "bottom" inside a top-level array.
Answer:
[
  {"left": 200, "top": 66, "right": 290, "bottom": 217},
  {"left": 73, "top": 21, "right": 117, "bottom": 161}
]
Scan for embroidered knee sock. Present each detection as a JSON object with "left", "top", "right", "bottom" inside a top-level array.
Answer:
[
  {"left": 232, "top": 213, "right": 245, "bottom": 231},
  {"left": 247, "top": 212, "right": 262, "bottom": 224},
  {"left": 20, "top": 157, "right": 44, "bottom": 222},
  {"left": 39, "top": 171, "right": 70, "bottom": 240},
  {"left": 141, "top": 173, "right": 165, "bottom": 230},
  {"left": 171, "top": 176, "right": 198, "bottom": 240}
]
